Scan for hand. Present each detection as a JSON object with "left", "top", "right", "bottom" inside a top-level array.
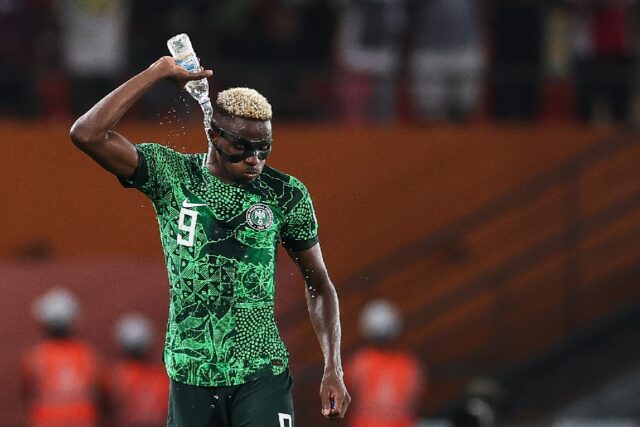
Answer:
[
  {"left": 320, "top": 369, "right": 351, "bottom": 419},
  {"left": 150, "top": 56, "right": 213, "bottom": 88}
]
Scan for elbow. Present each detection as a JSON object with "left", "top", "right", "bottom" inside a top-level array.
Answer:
[{"left": 69, "top": 117, "right": 101, "bottom": 148}]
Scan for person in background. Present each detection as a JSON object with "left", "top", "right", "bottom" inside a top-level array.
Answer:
[
  {"left": 408, "top": 0, "right": 486, "bottom": 122},
  {"left": 105, "top": 313, "right": 169, "bottom": 427},
  {"left": 568, "top": 0, "right": 638, "bottom": 125},
  {"left": 0, "top": 0, "right": 37, "bottom": 117},
  {"left": 22, "top": 288, "right": 100, "bottom": 427},
  {"left": 346, "top": 299, "right": 425, "bottom": 427},
  {"left": 334, "top": 0, "right": 407, "bottom": 123},
  {"left": 491, "top": 0, "right": 545, "bottom": 120},
  {"left": 55, "top": 0, "right": 130, "bottom": 115}
]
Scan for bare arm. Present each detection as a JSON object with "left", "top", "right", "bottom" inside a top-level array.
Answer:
[
  {"left": 69, "top": 56, "right": 212, "bottom": 178},
  {"left": 288, "top": 244, "right": 351, "bottom": 419}
]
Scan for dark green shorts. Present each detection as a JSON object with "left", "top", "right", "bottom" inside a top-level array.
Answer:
[{"left": 167, "top": 370, "right": 294, "bottom": 427}]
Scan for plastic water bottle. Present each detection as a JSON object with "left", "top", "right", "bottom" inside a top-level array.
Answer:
[{"left": 167, "top": 33, "right": 212, "bottom": 124}]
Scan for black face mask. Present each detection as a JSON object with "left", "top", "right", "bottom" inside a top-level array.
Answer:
[{"left": 209, "top": 119, "right": 272, "bottom": 163}]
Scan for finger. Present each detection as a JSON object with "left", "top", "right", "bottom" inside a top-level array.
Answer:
[
  {"left": 320, "top": 390, "right": 331, "bottom": 417},
  {"left": 331, "top": 392, "right": 345, "bottom": 415},
  {"left": 328, "top": 392, "right": 344, "bottom": 418},
  {"left": 182, "top": 69, "right": 213, "bottom": 80},
  {"left": 344, "top": 393, "right": 351, "bottom": 411},
  {"left": 187, "top": 66, "right": 212, "bottom": 76},
  {"left": 340, "top": 393, "right": 351, "bottom": 417}
]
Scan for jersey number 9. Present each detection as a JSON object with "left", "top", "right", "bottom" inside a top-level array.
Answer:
[{"left": 177, "top": 208, "right": 198, "bottom": 247}]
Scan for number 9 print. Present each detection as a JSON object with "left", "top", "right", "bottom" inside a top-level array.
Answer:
[
  {"left": 278, "top": 413, "right": 292, "bottom": 427},
  {"left": 177, "top": 207, "right": 198, "bottom": 247}
]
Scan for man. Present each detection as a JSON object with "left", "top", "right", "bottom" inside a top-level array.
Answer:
[
  {"left": 106, "top": 313, "right": 168, "bottom": 427},
  {"left": 22, "top": 288, "right": 100, "bottom": 427},
  {"left": 69, "top": 56, "right": 350, "bottom": 426},
  {"left": 346, "top": 299, "right": 424, "bottom": 427},
  {"left": 408, "top": 0, "right": 485, "bottom": 122},
  {"left": 335, "top": 0, "right": 407, "bottom": 123}
]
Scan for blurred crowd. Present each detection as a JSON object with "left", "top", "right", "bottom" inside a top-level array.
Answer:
[
  {"left": 1, "top": 0, "right": 639, "bottom": 124},
  {"left": 24, "top": 289, "right": 507, "bottom": 427},
  {"left": 23, "top": 288, "right": 168, "bottom": 427}
]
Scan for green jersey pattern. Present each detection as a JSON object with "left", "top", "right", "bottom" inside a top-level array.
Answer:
[{"left": 121, "top": 143, "right": 318, "bottom": 386}]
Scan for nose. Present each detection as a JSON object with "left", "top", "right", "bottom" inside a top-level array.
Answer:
[{"left": 244, "top": 154, "right": 259, "bottom": 165}]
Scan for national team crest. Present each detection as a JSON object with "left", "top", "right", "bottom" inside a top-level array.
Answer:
[{"left": 246, "top": 203, "right": 274, "bottom": 230}]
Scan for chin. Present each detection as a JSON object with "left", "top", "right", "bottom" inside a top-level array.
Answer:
[{"left": 235, "top": 172, "right": 260, "bottom": 183}]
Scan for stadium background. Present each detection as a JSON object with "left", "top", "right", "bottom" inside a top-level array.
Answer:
[{"left": 1, "top": 1, "right": 639, "bottom": 426}]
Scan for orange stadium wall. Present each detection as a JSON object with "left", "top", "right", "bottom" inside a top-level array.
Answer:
[
  {"left": 1, "top": 120, "right": 612, "bottom": 270},
  {"left": 0, "top": 119, "right": 615, "bottom": 425}
]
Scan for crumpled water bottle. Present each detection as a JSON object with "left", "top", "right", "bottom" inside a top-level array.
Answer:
[{"left": 167, "top": 33, "right": 213, "bottom": 126}]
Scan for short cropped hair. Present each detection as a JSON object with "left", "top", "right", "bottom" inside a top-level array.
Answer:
[{"left": 215, "top": 88, "right": 272, "bottom": 121}]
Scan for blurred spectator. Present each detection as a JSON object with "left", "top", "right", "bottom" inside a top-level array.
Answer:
[
  {"left": 408, "top": 0, "right": 486, "bottom": 122},
  {"left": 21, "top": 288, "right": 100, "bottom": 427},
  {"left": 55, "top": 0, "right": 129, "bottom": 115},
  {"left": 104, "top": 313, "right": 168, "bottom": 427},
  {"left": 492, "top": 0, "right": 546, "bottom": 120},
  {"left": 346, "top": 299, "right": 425, "bottom": 427},
  {"left": 452, "top": 378, "right": 508, "bottom": 427},
  {"left": 335, "top": 0, "right": 407, "bottom": 123},
  {"left": 0, "top": 0, "right": 37, "bottom": 116},
  {"left": 31, "top": 0, "right": 71, "bottom": 119},
  {"left": 537, "top": 3, "right": 576, "bottom": 121},
  {"left": 568, "top": 0, "right": 638, "bottom": 125}
]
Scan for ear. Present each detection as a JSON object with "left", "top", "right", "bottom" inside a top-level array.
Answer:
[{"left": 206, "top": 127, "right": 217, "bottom": 144}]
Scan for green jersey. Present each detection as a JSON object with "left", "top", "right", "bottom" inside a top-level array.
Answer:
[{"left": 120, "top": 143, "right": 318, "bottom": 387}]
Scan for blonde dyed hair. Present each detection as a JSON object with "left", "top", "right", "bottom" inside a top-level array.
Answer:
[{"left": 215, "top": 87, "right": 272, "bottom": 121}]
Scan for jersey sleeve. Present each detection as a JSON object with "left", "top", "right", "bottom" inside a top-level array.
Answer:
[
  {"left": 119, "top": 143, "right": 188, "bottom": 202},
  {"left": 281, "top": 177, "right": 319, "bottom": 252}
]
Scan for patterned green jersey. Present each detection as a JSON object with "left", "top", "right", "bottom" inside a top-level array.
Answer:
[{"left": 120, "top": 143, "right": 318, "bottom": 386}]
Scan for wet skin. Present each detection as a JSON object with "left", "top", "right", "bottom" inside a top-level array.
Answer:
[{"left": 205, "top": 113, "right": 272, "bottom": 185}]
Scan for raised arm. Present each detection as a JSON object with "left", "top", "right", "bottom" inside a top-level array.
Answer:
[
  {"left": 69, "top": 56, "right": 212, "bottom": 179},
  {"left": 288, "top": 244, "right": 351, "bottom": 419}
]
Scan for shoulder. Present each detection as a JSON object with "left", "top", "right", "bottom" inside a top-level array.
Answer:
[
  {"left": 260, "top": 165, "right": 295, "bottom": 186},
  {"left": 260, "top": 166, "right": 314, "bottom": 214},
  {"left": 260, "top": 166, "right": 312, "bottom": 200},
  {"left": 401, "top": 351, "right": 424, "bottom": 371},
  {"left": 69, "top": 340, "right": 98, "bottom": 357},
  {"left": 349, "top": 347, "right": 378, "bottom": 364},
  {"left": 136, "top": 143, "right": 189, "bottom": 163},
  {"left": 138, "top": 143, "right": 203, "bottom": 176}
]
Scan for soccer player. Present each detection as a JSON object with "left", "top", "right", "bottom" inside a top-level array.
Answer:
[{"left": 69, "top": 56, "right": 350, "bottom": 427}]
